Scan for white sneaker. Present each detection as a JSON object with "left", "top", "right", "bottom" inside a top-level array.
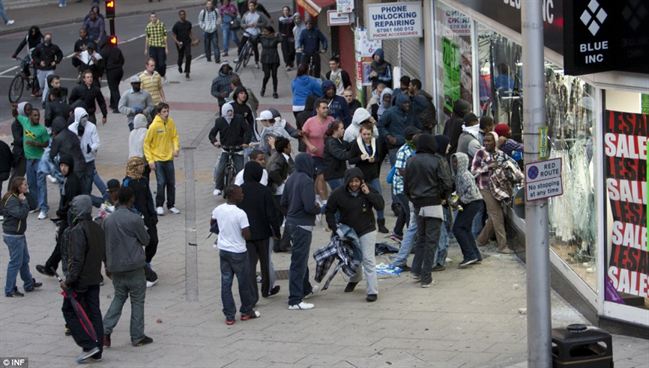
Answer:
[
  {"left": 0, "top": 215, "right": 5, "bottom": 221},
  {"left": 288, "top": 302, "right": 314, "bottom": 310},
  {"left": 304, "top": 284, "right": 320, "bottom": 299},
  {"left": 6, "top": 20, "right": 15, "bottom": 25},
  {"left": 47, "top": 175, "right": 58, "bottom": 184},
  {"left": 146, "top": 279, "right": 158, "bottom": 288},
  {"left": 213, "top": 189, "right": 222, "bottom": 196},
  {"left": 156, "top": 207, "right": 164, "bottom": 216},
  {"left": 169, "top": 207, "right": 181, "bottom": 215},
  {"left": 38, "top": 211, "right": 48, "bottom": 220}
]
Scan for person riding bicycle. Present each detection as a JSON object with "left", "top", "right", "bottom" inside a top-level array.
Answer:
[
  {"left": 209, "top": 103, "right": 251, "bottom": 196},
  {"left": 236, "top": 1, "right": 270, "bottom": 69},
  {"left": 298, "top": 19, "right": 327, "bottom": 77},
  {"left": 12, "top": 26, "right": 43, "bottom": 95}
]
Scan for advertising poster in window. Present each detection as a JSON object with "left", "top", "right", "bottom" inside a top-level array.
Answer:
[
  {"left": 604, "top": 110, "right": 648, "bottom": 304},
  {"left": 442, "top": 37, "right": 461, "bottom": 113}
]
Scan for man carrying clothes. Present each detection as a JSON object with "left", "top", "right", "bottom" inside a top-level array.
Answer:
[
  {"left": 60, "top": 195, "right": 105, "bottom": 364},
  {"left": 102, "top": 186, "right": 153, "bottom": 347}
]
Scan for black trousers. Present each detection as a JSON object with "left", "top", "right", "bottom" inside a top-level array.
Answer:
[
  {"left": 238, "top": 35, "right": 259, "bottom": 63},
  {"left": 105, "top": 68, "right": 123, "bottom": 109},
  {"left": 271, "top": 195, "right": 291, "bottom": 251},
  {"left": 9, "top": 156, "right": 25, "bottom": 184},
  {"left": 62, "top": 284, "right": 104, "bottom": 355},
  {"left": 262, "top": 63, "right": 278, "bottom": 92},
  {"left": 45, "top": 218, "right": 69, "bottom": 272},
  {"left": 176, "top": 42, "right": 192, "bottom": 75},
  {"left": 148, "top": 46, "right": 166, "bottom": 77},
  {"left": 246, "top": 238, "right": 270, "bottom": 304},
  {"left": 280, "top": 37, "right": 295, "bottom": 67},
  {"left": 302, "top": 52, "right": 321, "bottom": 77},
  {"left": 144, "top": 221, "right": 158, "bottom": 263}
]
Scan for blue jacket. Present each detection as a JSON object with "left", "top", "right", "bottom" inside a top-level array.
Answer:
[
  {"left": 321, "top": 80, "right": 351, "bottom": 127},
  {"left": 299, "top": 28, "right": 327, "bottom": 55},
  {"left": 378, "top": 93, "right": 418, "bottom": 147},
  {"left": 280, "top": 153, "right": 320, "bottom": 226},
  {"left": 291, "top": 75, "right": 322, "bottom": 107}
]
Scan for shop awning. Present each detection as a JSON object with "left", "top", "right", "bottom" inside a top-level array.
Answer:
[{"left": 297, "top": 0, "right": 335, "bottom": 17}]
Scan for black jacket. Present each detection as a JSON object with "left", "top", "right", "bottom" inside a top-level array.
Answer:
[
  {"left": 230, "top": 88, "right": 255, "bottom": 133},
  {"left": 11, "top": 119, "right": 24, "bottom": 162},
  {"left": 348, "top": 138, "right": 381, "bottom": 181},
  {"left": 44, "top": 100, "right": 71, "bottom": 128},
  {"left": 259, "top": 35, "right": 281, "bottom": 65},
  {"left": 122, "top": 176, "right": 157, "bottom": 228},
  {"left": 50, "top": 117, "right": 86, "bottom": 175},
  {"left": 62, "top": 195, "right": 105, "bottom": 291},
  {"left": 325, "top": 167, "right": 384, "bottom": 236},
  {"left": 1, "top": 194, "right": 29, "bottom": 235},
  {"left": 238, "top": 162, "right": 281, "bottom": 240},
  {"left": 57, "top": 155, "right": 83, "bottom": 220},
  {"left": 100, "top": 45, "right": 125, "bottom": 72},
  {"left": 267, "top": 151, "right": 294, "bottom": 193},
  {"left": 404, "top": 134, "right": 453, "bottom": 208},
  {"left": 323, "top": 136, "right": 350, "bottom": 181},
  {"left": 280, "top": 153, "right": 320, "bottom": 226},
  {"left": 32, "top": 42, "right": 63, "bottom": 71},
  {"left": 208, "top": 115, "right": 251, "bottom": 146},
  {"left": 0, "top": 140, "right": 12, "bottom": 174},
  {"left": 69, "top": 83, "right": 108, "bottom": 118}
]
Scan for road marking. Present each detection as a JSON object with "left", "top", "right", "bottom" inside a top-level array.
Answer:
[
  {"left": 0, "top": 66, "right": 19, "bottom": 76},
  {"left": 125, "top": 34, "right": 146, "bottom": 43}
]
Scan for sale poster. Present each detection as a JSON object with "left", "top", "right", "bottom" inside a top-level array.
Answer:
[{"left": 604, "top": 110, "right": 648, "bottom": 300}]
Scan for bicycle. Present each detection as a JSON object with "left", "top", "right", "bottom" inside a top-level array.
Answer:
[
  {"left": 234, "top": 31, "right": 258, "bottom": 73},
  {"left": 301, "top": 51, "right": 324, "bottom": 78},
  {"left": 8, "top": 57, "right": 37, "bottom": 103},
  {"left": 220, "top": 145, "right": 244, "bottom": 190}
]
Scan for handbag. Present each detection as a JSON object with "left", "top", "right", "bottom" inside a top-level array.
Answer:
[{"left": 229, "top": 18, "right": 241, "bottom": 31}]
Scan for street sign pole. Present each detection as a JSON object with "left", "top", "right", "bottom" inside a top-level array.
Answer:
[{"left": 521, "top": 1, "right": 552, "bottom": 367}]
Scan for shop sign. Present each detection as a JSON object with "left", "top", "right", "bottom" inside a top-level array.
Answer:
[
  {"left": 366, "top": 2, "right": 423, "bottom": 40},
  {"left": 443, "top": 9, "right": 471, "bottom": 36},
  {"left": 327, "top": 10, "right": 352, "bottom": 26},
  {"left": 604, "top": 110, "right": 648, "bottom": 299},
  {"left": 451, "top": 0, "right": 564, "bottom": 54},
  {"left": 525, "top": 158, "right": 563, "bottom": 201},
  {"left": 336, "top": 0, "right": 353, "bottom": 13},
  {"left": 354, "top": 27, "right": 382, "bottom": 87},
  {"left": 564, "top": 0, "right": 649, "bottom": 75}
]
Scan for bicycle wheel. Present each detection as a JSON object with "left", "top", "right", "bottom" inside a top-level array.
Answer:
[
  {"left": 224, "top": 162, "right": 237, "bottom": 188},
  {"left": 234, "top": 45, "right": 248, "bottom": 73},
  {"left": 242, "top": 44, "right": 253, "bottom": 68},
  {"left": 8, "top": 75, "right": 25, "bottom": 103}
]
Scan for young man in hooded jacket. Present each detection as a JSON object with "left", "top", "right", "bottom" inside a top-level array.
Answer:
[{"left": 211, "top": 62, "right": 238, "bottom": 109}]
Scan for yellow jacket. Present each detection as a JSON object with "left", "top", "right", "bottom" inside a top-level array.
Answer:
[{"left": 144, "top": 115, "right": 180, "bottom": 163}]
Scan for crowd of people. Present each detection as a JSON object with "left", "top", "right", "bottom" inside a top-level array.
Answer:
[{"left": 1, "top": 0, "right": 526, "bottom": 364}]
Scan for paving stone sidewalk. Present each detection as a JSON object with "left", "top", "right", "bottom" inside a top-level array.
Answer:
[{"left": 0, "top": 46, "right": 647, "bottom": 368}]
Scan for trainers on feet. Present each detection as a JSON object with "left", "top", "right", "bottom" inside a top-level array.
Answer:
[
  {"left": 47, "top": 174, "right": 58, "bottom": 183},
  {"left": 288, "top": 302, "right": 314, "bottom": 310},
  {"left": 146, "top": 279, "right": 158, "bottom": 288},
  {"left": 263, "top": 285, "right": 280, "bottom": 298},
  {"left": 213, "top": 189, "right": 222, "bottom": 196},
  {"left": 498, "top": 248, "right": 514, "bottom": 254},
  {"left": 5, "top": 287, "right": 24, "bottom": 297},
  {"left": 240, "top": 310, "right": 261, "bottom": 320},
  {"left": 6, "top": 20, "right": 15, "bottom": 25},
  {"left": 344, "top": 282, "right": 358, "bottom": 293},
  {"left": 225, "top": 318, "right": 235, "bottom": 325},
  {"left": 76, "top": 347, "right": 100, "bottom": 364},
  {"left": 432, "top": 264, "right": 446, "bottom": 272},
  {"left": 169, "top": 207, "right": 181, "bottom": 215},
  {"left": 156, "top": 207, "right": 164, "bottom": 216},
  {"left": 304, "top": 284, "right": 320, "bottom": 299},
  {"left": 458, "top": 259, "right": 478, "bottom": 268},
  {"left": 132, "top": 335, "right": 153, "bottom": 346},
  {"left": 38, "top": 210, "right": 48, "bottom": 220},
  {"left": 36, "top": 265, "right": 55, "bottom": 277},
  {"left": 366, "top": 294, "right": 378, "bottom": 302},
  {"left": 25, "top": 278, "right": 42, "bottom": 292}
]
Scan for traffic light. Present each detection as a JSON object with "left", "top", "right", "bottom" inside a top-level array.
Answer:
[
  {"left": 108, "top": 35, "right": 118, "bottom": 46},
  {"left": 106, "top": 0, "right": 116, "bottom": 19}
]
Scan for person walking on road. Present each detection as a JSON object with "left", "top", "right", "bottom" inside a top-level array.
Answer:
[
  {"left": 237, "top": 1, "right": 268, "bottom": 69},
  {"left": 259, "top": 26, "right": 281, "bottom": 99},
  {"left": 219, "top": 0, "right": 239, "bottom": 56},
  {"left": 119, "top": 76, "right": 154, "bottom": 131},
  {"left": 211, "top": 185, "right": 260, "bottom": 325},
  {"left": 144, "top": 103, "right": 181, "bottom": 216},
  {"left": 172, "top": 10, "right": 194, "bottom": 80},
  {"left": 211, "top": 62, "right": 237, "bottom": 109},
  {"left": 102, "top": 186, "right": 153, "bottom": 348},
  {"left": 0, "top": 0, "right": 15, "bottom": 25},
  {"left": 144, "top": 12, "right": 168, "bottom": 78},
  {"left": 2, "top": 177, "right": 42, "bottom": 297},
  {"left": 198, "top": 0, "right": 221, "bottom": 63},
  {"left": 18, "top": 108, "right": 50, "bottom": 220},
  {"left": 68, "top": 107, "right": 107, "bottom": 203},
  {"left": 100, "top": 39, "right": 125, "bottom": 113},
  {"left": 60, "top": 195, "right": 105, "bottom": 364},
  {"left": 326, "top": 167, "right": 383, "bottom": 302},
  {"left": 281, "top": 153, "right": 321, "bottom": 310},
  {"left": 278, "top": 6, "right": 295, "bottom": 70},
  {"left": 32, "top": 33, "right": 63, "bottom": 100},
  {"left": 139, "top": 58, "right": 165, "bottom": 105}
]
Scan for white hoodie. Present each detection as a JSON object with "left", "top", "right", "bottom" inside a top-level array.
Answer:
[
  {"left": 68, "top": 107, "right": 100, "bottom": 163},
  {"left": 344, "top": 108, "right": 379, "bottom": 143},
  {"left": 128, "top": 114, "right": 148, "bottom": 158}
]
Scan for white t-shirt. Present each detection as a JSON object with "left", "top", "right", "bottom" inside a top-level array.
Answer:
[
  {"left": 211, "top": 203, "right": 250, "bottom": 253},
  {"left": 234, "top": 168, "right": 269, "bottom": 186}
]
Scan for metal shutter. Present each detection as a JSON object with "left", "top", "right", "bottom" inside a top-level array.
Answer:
[
  {"left": 400, "top": 37, "right": 424, "bottom": 80},
  {"left": 382, "top": 39, "right": 400, "bottom": 73}
]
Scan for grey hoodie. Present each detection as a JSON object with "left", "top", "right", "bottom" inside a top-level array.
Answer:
[
  {"left": 103, "top": 205, "right": 150, "bottom": 273},
  {"left": 128, "top": 114, "right": 148, "bottom": 158},
  {"left": 451, "top": 152, "right": 482, "bottom": 204}
]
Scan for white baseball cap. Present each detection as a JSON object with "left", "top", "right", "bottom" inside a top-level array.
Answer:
[{"left": 256, "top": 110, "right": 273, "bottom": 121}]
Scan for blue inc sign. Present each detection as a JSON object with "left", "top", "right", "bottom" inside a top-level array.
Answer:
[{"left": 366, "top": 2, "right": 423, "bottom": 40}]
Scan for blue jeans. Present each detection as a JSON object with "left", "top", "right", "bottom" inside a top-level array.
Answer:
[
  {"left": 204, "top": 31, "right": 220, "bottom": 61},
  {"left": 454, "top": 200, "right": 484, "bottom": 262},
  {"left": 367, "top": 178, "right": 384, "bottom": 220},
  {"left": 287, "top": 224, "right": 313, "bottom": 306},
  {"left": 0, "top": 0, "right": 8, "bottom": 23},
  {"left": 26, "top": 159, "right": 48, "bottom": 213},
  {"left": 219, "top": 250, "right": 254, "bottom": 319},
  {"left": 326, "top": 178, "right": 344, "bottom": 191},
  {"left": 411, "top": 214, "right": 442, "bottom": 284},
  {"left": 58, "top": 0, "right": 66, "bottom": 6},
  {"left": 4, "top": 234, "right": 34, "bottom": 295},
  {"left": 82, "top": 160, "right": 106, "bottom": 206},
  {"left": 434, "top": 207, "right": 452, "bottom": 266},
  {"left": 154, "top": 161, "right": 175, "bottom": 208},
  {"left": 391, "top": 203, "right": 417, "bottom": 267},
  {"left": 214, "top": 152, "right": 244, "bottom": 190},
  {"left": 221, "top": 16, "right": 239, "bottom": 52}
]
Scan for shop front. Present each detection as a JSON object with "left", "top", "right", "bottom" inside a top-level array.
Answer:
[{"left": 432, "top": 0, "right": 648, "bottom": 332}]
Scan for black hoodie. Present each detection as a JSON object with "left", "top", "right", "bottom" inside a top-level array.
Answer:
[
  {"left": 280, "top": 153, "right": 320, "bottom": 226},
  {"left": 50, "top": 116, "right": 86, "bottom": 176},
  {"left": 57, "top": 154, "right": 83, "bottom": 220},
  {"left": 443, "top": 99, "right": 471, "bottom": 154},
  {"left": 404, "top": 134, "right": 453, "bottom": 207},
  {"left": 230, "top": 86, "right": 255, "bottom": 135},
  {"left": 238, "top": 161, "right": 281, "bottom": 240},
  {"left": 326, "top": 167, "right": 384, "bottom": 236}
]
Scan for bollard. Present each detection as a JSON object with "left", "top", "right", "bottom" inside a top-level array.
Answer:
[
  {"left": 183, "top": 147, "right": 199, "bottom": 302},
  {"left": 551, "top": 324, "right": 613, "bottom": 368}
]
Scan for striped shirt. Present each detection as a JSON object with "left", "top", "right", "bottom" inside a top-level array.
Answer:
[
  {"left": 139, "top": 71, "right": 163, "bottom": 104},
  {"left": 145, "top": 20, "right": 167, "bottom": 48},
  {"left": 198, "top": 8, "right": 219, "bottom": 33}
]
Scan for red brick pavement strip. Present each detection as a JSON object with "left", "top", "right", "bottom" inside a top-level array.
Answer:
[{"left": 165, "top": 101, "right": 293, "bottom": 113}]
